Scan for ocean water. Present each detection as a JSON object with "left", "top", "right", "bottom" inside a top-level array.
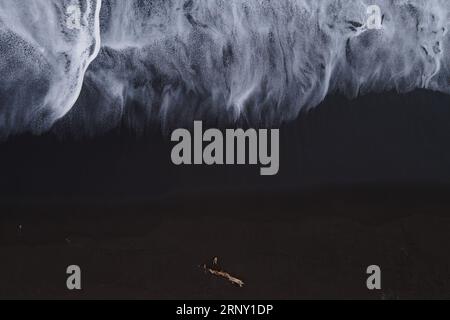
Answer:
[{"left": 0, "top": 0, "right": 449, "bottom": 137}]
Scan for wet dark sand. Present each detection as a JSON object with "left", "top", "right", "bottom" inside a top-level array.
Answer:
[
  {"left": 2, "top": 90, "right": 450, "bottom": 299},
  {"left": 1, "top": 186, "right": 450, "bottom": 300}
]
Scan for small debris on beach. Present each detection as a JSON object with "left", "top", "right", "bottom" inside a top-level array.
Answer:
[{"left": 201, "top": 257, "right": 245, "bottom": 288}]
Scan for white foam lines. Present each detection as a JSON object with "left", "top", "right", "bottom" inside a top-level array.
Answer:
[
  {"left": 2, "top": 0, "right": 450, "bottom": 136},
  {"left": 55, "top": 0, "right": 103, "bottom": 122}
]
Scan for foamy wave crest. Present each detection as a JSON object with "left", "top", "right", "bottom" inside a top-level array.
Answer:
[
  {"left": 0, "top": 0, "right": 101, "bottom": 136},
  {"left": 1, "top": 0, "right": 449, "bottom": 136}
]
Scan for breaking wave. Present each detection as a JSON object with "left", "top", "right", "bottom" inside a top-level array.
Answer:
[{"left": 0, "top": 0, "right": 449, "bottom": 136}]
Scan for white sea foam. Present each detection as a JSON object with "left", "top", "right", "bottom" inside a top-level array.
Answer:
[
  {"left": 0, "top": 0, "right": 101, "bottom": 136},
  {"left": 0, "top": 0, "right": 449, "bottom": 136}
]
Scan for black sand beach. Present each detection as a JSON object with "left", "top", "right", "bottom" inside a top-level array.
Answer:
[
  {"left": 1, "top": 186, "right": 450, "bottom": 299},
  {"left": 1, "top": 91, "right": 450, "bottom": 299}
]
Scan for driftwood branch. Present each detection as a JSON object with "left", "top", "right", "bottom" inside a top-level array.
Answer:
[{"left": 201, "top": 257, "right": 245, "bottom": 288}]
